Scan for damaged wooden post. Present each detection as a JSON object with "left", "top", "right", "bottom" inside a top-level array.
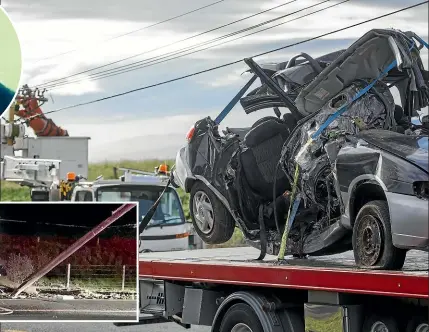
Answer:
[
  {"left": 66, "top": 263, "right": 71, "bottom": 290},
  {"left": 10, "top": 204, "right": 135, "bottom": 298}
]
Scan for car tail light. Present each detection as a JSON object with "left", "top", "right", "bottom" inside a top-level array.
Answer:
[
  {"left": 186, "top": 125, "right": 195, "bottom": 142},
  {"left": 176, "top": 232, "right": 189, "bottom": 239},
  {"left": 414, "top": 181, "right": 429, "bottom": 200}
]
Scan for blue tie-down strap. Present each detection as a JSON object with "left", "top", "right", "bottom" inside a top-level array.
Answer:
[
  {"left": 214, "top": 74, "right": 257, "bottom": 125},
  {"left": 0, "top": 83, "right": 15, "bottom": 113}
]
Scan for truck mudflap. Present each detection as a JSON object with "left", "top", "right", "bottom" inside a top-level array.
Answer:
[
  {"left": 304, "top": 304, "right": 362, "bottom": 331},
  {"left": 304, "top": 291, "right": 363, "bottom": 332}
]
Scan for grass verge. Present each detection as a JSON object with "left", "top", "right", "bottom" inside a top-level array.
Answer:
[{"left": 38, "top": 276, "right": 136, "bottom": 293}]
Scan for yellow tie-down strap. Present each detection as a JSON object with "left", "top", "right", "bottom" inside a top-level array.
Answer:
[{"left": 277, "top": 137, "right": 314, "bottom": 260}]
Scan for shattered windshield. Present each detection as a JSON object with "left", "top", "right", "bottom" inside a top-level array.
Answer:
[{"left": 96, "top": 185, "right": 185, "bottom": 227}]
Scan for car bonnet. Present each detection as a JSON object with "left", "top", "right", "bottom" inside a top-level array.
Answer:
[{"left": 357, "top": 129, "right": 428, "bottom": 173}]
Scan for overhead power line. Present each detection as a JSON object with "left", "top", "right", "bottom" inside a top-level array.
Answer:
[
  {"left": 100, "top": 0, "right": 227, "bottom": 42},
  {"left": 35, "top": 0, "right": 227, "bottom": 63},
  {"left": 44, "top": 0, "right": 340, "bottom": 90},
  {"left": 34, "top": 0, "right": 298, "bottom": 88},
  {"left": 29, "top": 1, "right": 429, "bottom": 119}
]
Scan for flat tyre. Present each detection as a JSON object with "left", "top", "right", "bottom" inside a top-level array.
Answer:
[{"left": 352, "top": 200, "right": 406, "bottom": 270}]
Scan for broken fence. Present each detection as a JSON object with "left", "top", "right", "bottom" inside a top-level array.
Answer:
[{"left": 43, "top": 264, "right": 137, "bottom": 292}]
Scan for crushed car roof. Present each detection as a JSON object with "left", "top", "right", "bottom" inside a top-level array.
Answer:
[{"left": 240, "top": 29, "right": 428, "bottom": 118}]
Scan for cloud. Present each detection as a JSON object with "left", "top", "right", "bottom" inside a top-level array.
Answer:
[
  {"left": 9, "top": 0, "right": 428, "bottom": 90},
  {"left": 64, "top": 107, "right": 280, "bottom": 162},
  {"left": 1, "top": 0, "right": 427, "bottom": 162}
]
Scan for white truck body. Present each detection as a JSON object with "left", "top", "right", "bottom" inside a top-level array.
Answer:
[{"left": 0, "top": 123, "right": 89, "bottom": 191}]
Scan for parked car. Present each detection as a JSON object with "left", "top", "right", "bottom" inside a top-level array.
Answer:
[{"left": 172, "top": 28, "right": 429, "bottom": 270}]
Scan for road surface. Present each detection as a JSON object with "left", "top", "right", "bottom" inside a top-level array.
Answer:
[
  {"left": 1, "top": 322, "right": 205, "bottom": 332},
  {"left": 0, "top": 299, "right": 137, "bottom": 321}
]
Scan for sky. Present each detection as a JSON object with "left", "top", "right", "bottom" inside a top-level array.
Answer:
[
  {"left": 0, "top": 6, "right": 21, "bottom": 91},
  {"left": 1, "top": 0, "right": 428, "bottom": 162}
]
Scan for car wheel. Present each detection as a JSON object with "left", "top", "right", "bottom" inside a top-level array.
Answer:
[
  {"left": 190, "top": 181, "right": 235, "bottom": 244},
  {"left": 352, "top": 200, "right": 406, "bottom": 270},
  {"left": 219, "top": 303, "right": 263, "bottom": 332},
  {"left": 406, "top": 316, "right": 429, "bottom": 332},
  {"left": 362, "top": 315, "right": 399, "bottom": 332}
]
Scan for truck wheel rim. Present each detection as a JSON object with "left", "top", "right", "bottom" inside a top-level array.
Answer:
[
  {"left": 370, "top": 321, "right": 389, "bottom": 332},
  {"left": 416, "top": 323, "right": 429, "bottom": 332},
  {"left": 231, "top": 323, "right": 253, "bottom": 332},
  {"left": 193, "top": 191, "right": 214, "bottom": 234},
  {"left": 357, "top": 215, "right": 382, "bottom": 266}
]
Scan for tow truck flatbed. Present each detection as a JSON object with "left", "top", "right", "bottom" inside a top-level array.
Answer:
[
  {"left": 139, "top": 247, "right": 428, "bottom": 299},
  {"left": 139, "top": 247, "right": 428, "bottom": 331}
]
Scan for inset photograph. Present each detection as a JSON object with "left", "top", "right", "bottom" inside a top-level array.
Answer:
[
  {"left": 0, "top": 7, "right": 22, "bottom": 115},
  {"left": 0, "top": 202, "right": 138, "bottom": 322}
]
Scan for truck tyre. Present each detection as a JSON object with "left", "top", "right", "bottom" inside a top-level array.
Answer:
[
  {"left": 190, "top": 181, "right": 235, "bottom": 244},
  {"left": 219, "top": 303, "right": 263, "bottom": 332},
  {"left": 362, "top": 315, "right": 399, "bottom": 332},
  {"left": 352, "top": 200, "right": 406, "bottom": 270},
  {"left": 406, "top": 315, "right": 429, "bottom": 332}
]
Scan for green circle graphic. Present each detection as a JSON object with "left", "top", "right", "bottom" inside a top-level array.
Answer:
[{"left": 0, "top": 6, "right": 22, "bottom": 113}]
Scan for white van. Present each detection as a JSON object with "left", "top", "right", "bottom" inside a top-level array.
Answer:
[{"left": 71, "top": 167, "right": 199, "bottom": 252}]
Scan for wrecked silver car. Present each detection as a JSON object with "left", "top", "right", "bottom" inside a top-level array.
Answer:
[{"left": 172, "top": 29, "right": 429, "bottom": 270}]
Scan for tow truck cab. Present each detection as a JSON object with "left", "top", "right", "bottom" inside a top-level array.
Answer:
[{"left": 70, "top": 167, "right": 198, "bottom": 252}]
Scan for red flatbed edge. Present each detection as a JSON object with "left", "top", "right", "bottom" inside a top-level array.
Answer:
[{"left": 139, "top": 247, "right": 429, "bottom": 299}]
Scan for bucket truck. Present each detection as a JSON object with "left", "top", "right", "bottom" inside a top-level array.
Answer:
[{"left": 0, "top": 85, "right": 90, "bottom": 201}]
